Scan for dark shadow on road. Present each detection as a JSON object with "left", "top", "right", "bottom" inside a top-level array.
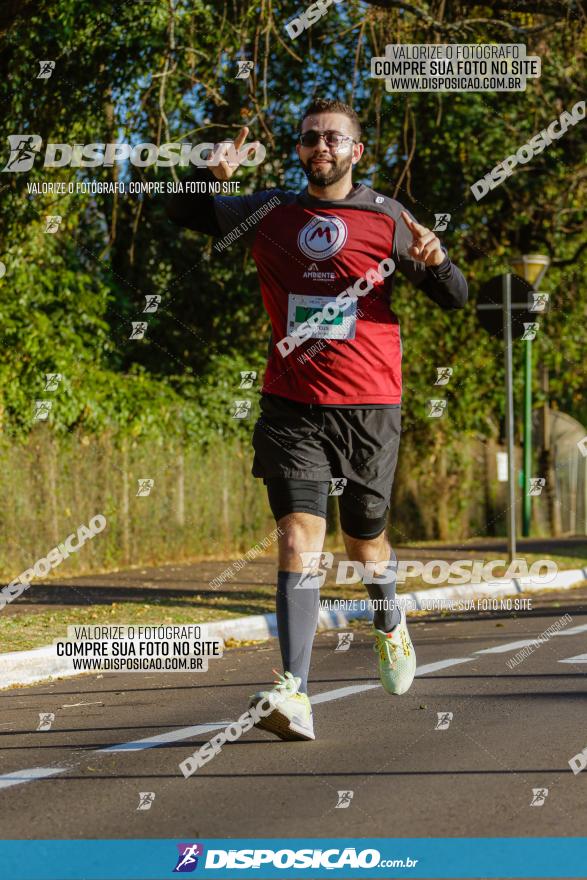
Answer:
[
  {"left": 8, "top": 585, "right": 272, "bottom": 605},
  {"left": 403, "top": 537, "right": 587, "bottom": 559},
  {"left": 409, "top": 606, "right": 587, "bottom": 625},
  {"left": 2, "top": 672, "right": 585, "bottom": 700},
  {"left": 27, "top": 767, "right": 579, "bottom": 777}
]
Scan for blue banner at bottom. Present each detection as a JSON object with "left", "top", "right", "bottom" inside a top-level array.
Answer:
[{"left": 1, "top": 838, "right": 586, "bottom": 879}]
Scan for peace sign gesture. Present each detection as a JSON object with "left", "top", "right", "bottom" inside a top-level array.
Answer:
[{"left": 400, "top": 211, "right": 445, "bottom": 267}]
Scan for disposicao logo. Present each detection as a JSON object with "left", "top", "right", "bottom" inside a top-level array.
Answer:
[
  {"left": 173, "top": 843, "right": 204, "bottom": 873},
  {"left": 1, "top": 136, "right": 266, "bottom": 172}
]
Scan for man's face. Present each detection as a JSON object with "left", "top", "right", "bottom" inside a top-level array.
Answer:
[{"left": 296, "top": 112, "right": 362, "bottom": 188}]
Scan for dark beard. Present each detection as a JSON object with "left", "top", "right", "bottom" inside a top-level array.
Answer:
[{"left": 300, "top": 151, "right": 353, "bottom": 187}]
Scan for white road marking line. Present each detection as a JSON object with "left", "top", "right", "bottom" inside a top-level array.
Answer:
[
  {"left": 310, "top": 684, "right": 380, "bottom": 704},
  {"left": 5, "top": 621, "right": 584, "bottom": 789},
  {"left": 416, "top": 657, "right": 476, "bottom": 674},
  {"left": 61, "top": 701, "right": 104, "bottom": 708},
  {"left": 475, "top": 622, "right": 587, "bottom": 655},
  {"left": 552, "top": 623, "right": 587, "bottom": 636},
  {"left": 476, "top": 639, "right": 544, "bottom": 655},
  {"left": 310, "top": 658, "right": 476, "bottom": 704},
  {"left": 104, "top": 660, "right": 480, "bottom": 744},
  {"left": 99, "top": 722, "right": 232, "bottom": 752},
  {"left": 0, "top": 767, "right": 69, "bottom": 790},
  {"left": 1, "top": 659, "right": 479, "bottom": 786}
]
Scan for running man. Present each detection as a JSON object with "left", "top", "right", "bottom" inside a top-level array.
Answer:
[{"left": 166, "top": 98, "right": 468, "bottom": 742}]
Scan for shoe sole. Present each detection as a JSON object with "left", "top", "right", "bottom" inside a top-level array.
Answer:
[{"left": 248, "top": 699, "right": 315, "bottom": 741}]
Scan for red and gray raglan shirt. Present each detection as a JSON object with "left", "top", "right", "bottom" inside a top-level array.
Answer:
[{"left": 166, "top": 167, "right": 467, "bottom": 406}]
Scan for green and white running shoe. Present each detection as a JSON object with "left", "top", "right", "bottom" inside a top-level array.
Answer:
[
  {"left": 373, "top": 607, "right": 416, "bottom": 695},
  {"left": 248, "top": 669, "right": 315, "bottom": 741}
]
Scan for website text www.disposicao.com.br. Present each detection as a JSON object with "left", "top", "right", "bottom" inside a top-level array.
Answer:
[{"left": 198, "top": 846, "right": 417, "bottom": 870}]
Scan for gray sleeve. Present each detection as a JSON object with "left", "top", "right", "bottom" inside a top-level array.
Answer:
[{"left": 212, "top": 188, "right": 288, "bottom": 249}]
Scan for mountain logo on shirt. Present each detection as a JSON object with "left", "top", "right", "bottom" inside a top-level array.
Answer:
[{"left": 297, "top": 214, "right": 347, "bottom": 261}]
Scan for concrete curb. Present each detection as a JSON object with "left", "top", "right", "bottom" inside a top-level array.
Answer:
[{"left": 2, "top": 567, "right": 586, "bottom": 690}]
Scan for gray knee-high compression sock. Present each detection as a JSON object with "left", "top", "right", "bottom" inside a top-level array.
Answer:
[
  {"left": 364, "top": 550, "right": 401, "bottom": 632},
  {"left": 276, "top": 570, "right": 320, "bottom": 695}
]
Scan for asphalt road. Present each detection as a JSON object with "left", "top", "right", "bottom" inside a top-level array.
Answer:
[{"left": 1, "top": 603, "right": 586, "bottom": 845}]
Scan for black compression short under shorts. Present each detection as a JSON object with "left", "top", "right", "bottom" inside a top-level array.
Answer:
[{"left": 252, "top": 393, "right": 401, "bottom": 539}]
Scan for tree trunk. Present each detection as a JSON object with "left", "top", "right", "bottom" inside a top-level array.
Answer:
[
  {"left": 435, "top": 441, "right": 449, "bottom": 540},
  {"left": 176, "top": 448, "right": 185, "bottom": 528},
  {"left": 121, "top": 438, "right": 130, "bottom": 564}
]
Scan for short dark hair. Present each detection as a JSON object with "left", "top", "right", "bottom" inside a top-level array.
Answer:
[{"left": 300, "top": 98, "right": 361, "bottom": 141}]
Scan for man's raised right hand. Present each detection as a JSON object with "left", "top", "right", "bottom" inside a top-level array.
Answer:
[{"left": 208, "top": 126, "right": 262, "bottom": 181}]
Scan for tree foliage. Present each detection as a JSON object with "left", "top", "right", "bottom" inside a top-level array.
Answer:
[{"left": 0, "top": 0, "right": 585, "bottom": 451}]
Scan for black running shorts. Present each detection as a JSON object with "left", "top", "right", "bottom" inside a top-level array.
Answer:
[{"left": 252, "top": 393, "right": 401, "bottom": 535}]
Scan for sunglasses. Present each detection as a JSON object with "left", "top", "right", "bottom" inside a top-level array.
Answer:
[{"left": 298, "top": 129, "right": 356, "bottom": 148}]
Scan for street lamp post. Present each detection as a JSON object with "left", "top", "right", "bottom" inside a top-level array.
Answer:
[{"left": 511, "top": 254, "right": 550, "bottom": 538}]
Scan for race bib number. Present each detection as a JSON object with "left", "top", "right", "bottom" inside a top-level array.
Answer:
[{"left": 287, "top": 293, "right": 357, "bottom": 340}]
